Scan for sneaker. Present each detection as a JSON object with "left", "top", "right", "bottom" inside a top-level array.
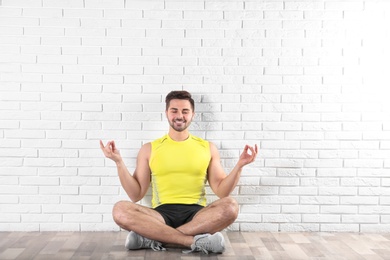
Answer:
[
  {"left": 186, "top": 232, "right": 225, "bottom": 254},
  {"left": 125, "top": 231, "right": 166, "bottom": 251}
]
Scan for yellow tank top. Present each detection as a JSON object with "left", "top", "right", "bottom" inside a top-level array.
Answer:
[{"left": 149, "top": 134, "right": 211, "bottom": 208}]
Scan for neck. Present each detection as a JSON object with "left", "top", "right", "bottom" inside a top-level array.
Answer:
[{"left": 168, "top": 129, "right": 190, "bottom": 142}]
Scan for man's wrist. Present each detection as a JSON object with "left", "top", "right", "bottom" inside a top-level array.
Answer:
[
  {"left": 115, "top": 159, "right": 124, "bottom": 167},
  {"left": 235, "top": 162, "right": 244, "bottom": 170}
]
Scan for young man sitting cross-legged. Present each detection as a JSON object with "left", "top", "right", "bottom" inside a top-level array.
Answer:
[{"left": 100, "top": 90, "right": 258, "bottom": 254}]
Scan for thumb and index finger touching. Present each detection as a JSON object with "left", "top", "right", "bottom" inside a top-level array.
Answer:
[
  {"left": 243, "top": 143, "right": 259, "bottom": 162},
  {"left": 99, "top": 140, "right": 119, "bottom": 157},
  {"left": 100, "top": 140, "right": 116, "bottom": 149}
]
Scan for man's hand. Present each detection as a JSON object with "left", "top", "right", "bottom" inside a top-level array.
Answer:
[
  {"left": 237, "top": 144, "right": 258, "bottom": 168},
  {"left": 100, "top": 140, "right": 122, "bottom": 164}
]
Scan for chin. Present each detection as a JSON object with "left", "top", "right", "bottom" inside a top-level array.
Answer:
[{"left": 171, "top": 125, "right": 189, "bottom": 132}]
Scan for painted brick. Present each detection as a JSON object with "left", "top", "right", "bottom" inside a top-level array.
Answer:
[
  {"left": 240, "top": 223, "right": 279, "bottom": 232},
  {"left": 321, "top": 224, "right": 359, "bottom": 232},
  {"left": 282, "top": 205, "right": 320, "bottom": 214},
  {"left": 303, "top": 214, "right": 340, "bottom": 223},
  {"left": 281, "top": 223, "right": 320, "bottom": 232}
]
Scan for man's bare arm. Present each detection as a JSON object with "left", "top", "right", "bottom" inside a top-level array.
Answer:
[
  {"left": 207, "top": 143, "right": 258, "bottom": 198},
  {"left": 100, "top": 140, "right": 151, "bottom": 202}
]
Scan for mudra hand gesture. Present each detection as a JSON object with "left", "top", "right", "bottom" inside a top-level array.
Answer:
[{"left": 100, "top": 140, "right": 122, "bottom": 163}]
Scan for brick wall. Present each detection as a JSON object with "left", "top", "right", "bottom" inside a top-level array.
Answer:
[{"left": 0, "top": 0, "right": 389, "bottom": 232}]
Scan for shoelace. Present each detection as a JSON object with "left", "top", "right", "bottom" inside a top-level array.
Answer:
[
  {"left": 182, "top": 234, "right": 210, "bottom": 254},
  {"left": 141, "top": 237, "right": 166, "bottom": 251},
  {"left": 150, "top": 241, "right": 166, "bottom": 251},
  {"left": 187, "top": 246, "right": 209, "bottom": 254}
]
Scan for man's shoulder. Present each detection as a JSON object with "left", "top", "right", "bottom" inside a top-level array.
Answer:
[
  {"left": 190, "top": 134, "right": 207, "bottom": 142},
  {"left": 190, "top": 134, "right": 210, "bottom": 149},
  {"left": 151, "top": 134, "right": 169, "bottom": 146}
]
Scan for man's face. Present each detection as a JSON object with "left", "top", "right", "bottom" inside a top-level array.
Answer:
[{"left": 166, "top": 99, "right": 194, "bottom": 132}]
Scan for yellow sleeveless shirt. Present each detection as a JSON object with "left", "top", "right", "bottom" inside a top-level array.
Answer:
[{"left": 149, "top": 134, "right": 211, "bottom": 208}]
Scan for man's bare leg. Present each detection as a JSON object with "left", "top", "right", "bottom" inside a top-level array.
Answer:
[
  {"left": 112, "top": 197, "right": 238, "bottom": 249},
  {"left": 112, "top": 201, "right": 194, "bottom": 247},
  {"left": 177, "top": 197, "right": 239, "bottom": 236}
]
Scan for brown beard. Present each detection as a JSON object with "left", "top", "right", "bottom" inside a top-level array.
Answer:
[{"left": 169, "top": 119, "right": 189, "bottom": 132}]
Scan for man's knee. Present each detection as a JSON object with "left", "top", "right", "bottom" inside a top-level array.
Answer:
[
  {"left": 219, "top": 197, "right": 239, "bottom": 221},
  {"left": 112, "top": 200, "right": 135, "bottom": 227},
  {"left": 226, "top": 197, "right": 239, "bottom": 219}
]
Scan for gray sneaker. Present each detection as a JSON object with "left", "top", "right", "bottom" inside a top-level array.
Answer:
[
  {"left": 125, "top": 231, "right": 166, "bottom": 251},
  {"left": 187, "top": 232, "right": 225, "bottom": 254}
]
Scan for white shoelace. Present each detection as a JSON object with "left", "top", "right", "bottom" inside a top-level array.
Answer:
[
  {"left": 182, "top": 234, "right": 211, "bottom": 254},
  {"left": 150, "top": 241, "right": 166, "bottom": 251}
]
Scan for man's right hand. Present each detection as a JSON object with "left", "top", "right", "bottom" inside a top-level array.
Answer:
[{"left": 100, "top": 140, "right": 122, "bottom": 164}]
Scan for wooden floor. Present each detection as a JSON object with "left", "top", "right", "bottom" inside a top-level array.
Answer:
[{"left": 0, "top": 231, "right": 390, "bottom": 260}]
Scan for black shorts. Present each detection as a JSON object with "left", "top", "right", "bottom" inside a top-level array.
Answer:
[{"left": 154, "top": 204, "right": 204, "bottom": 228}]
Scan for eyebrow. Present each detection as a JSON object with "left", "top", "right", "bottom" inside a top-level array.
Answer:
[{"left": 170, "top": 108, "right": 191, "bottom": 111}]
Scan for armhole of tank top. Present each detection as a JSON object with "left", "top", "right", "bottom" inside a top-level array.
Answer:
[
  {"left": 148, "top": 141, "right": 154, "bottom": 169},
  {"left": 207, "top": 141, "right": 212, "bottom": 159}
]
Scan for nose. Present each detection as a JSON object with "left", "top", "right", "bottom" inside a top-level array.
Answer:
[{"left": 175, "top": 111, "right": 184, "bottom": 118}]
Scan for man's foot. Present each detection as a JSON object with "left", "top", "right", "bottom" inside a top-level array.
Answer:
[
  {"left": 125, "top": 231, "right": 166, "bottom": 251},
  {"left": 188, "top": 232, "right": 225, "bottom": 254}
]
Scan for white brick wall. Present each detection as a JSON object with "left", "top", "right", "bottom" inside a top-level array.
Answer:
[{"left": 0, "top": 0, "right": 389, "bottom": 232}]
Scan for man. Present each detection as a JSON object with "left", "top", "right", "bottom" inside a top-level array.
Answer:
[{"left": 100, "top": 90, "right": 258, "bottom": 254}]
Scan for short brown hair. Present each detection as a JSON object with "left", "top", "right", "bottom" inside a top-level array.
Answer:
[{"left": 165, "top": 90, "right": 195, "bottom": 111}]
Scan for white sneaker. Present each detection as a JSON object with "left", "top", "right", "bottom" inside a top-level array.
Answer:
[
  {"left": 186, "top": 232, "right": 225, "bottom": 254},
  {"left": 125, "top": 231, "right": 166, "bottom": 251}
]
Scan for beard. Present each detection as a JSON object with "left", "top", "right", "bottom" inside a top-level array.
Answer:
[{"left": 169, "top": 118, "right": 190, "bottom": 132}]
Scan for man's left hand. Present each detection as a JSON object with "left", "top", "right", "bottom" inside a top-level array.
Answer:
[{"left": 238, "top": 144, "right": 258, "bottom": 168}]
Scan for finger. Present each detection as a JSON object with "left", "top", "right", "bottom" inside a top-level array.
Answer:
[
  {"left": 111, "top": 141, "right": 119, "bottom": 153},
  {"left": 99, "top": 140, "right": 105, "bottom": 150},
  {"left": 248, "top": 146, "right": 255, "bottom": 158},
  {"left": 100, "top": 140, "right": 111, "bottom": 158},
  {"left": 106, "top": 141, "right": 115, "bottom": 153},
  {"left": 251, "top": 147, "right": 258, "bottom": 161},
  {"left": 249, "top": 145, "right": 256, "bottom": 155},
  {"left": 251, "top": 145, "right": 257, "bottom": 156},
  {"left": 111, "top": 140, "right": 116, "bottom": 150},
  {"left": 248, "top": 145, "right": 258, "bottom": 161}
]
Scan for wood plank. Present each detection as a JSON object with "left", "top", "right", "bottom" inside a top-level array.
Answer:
[{"left": 0, "top": 231, "right": 389, "bottom": 259}]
